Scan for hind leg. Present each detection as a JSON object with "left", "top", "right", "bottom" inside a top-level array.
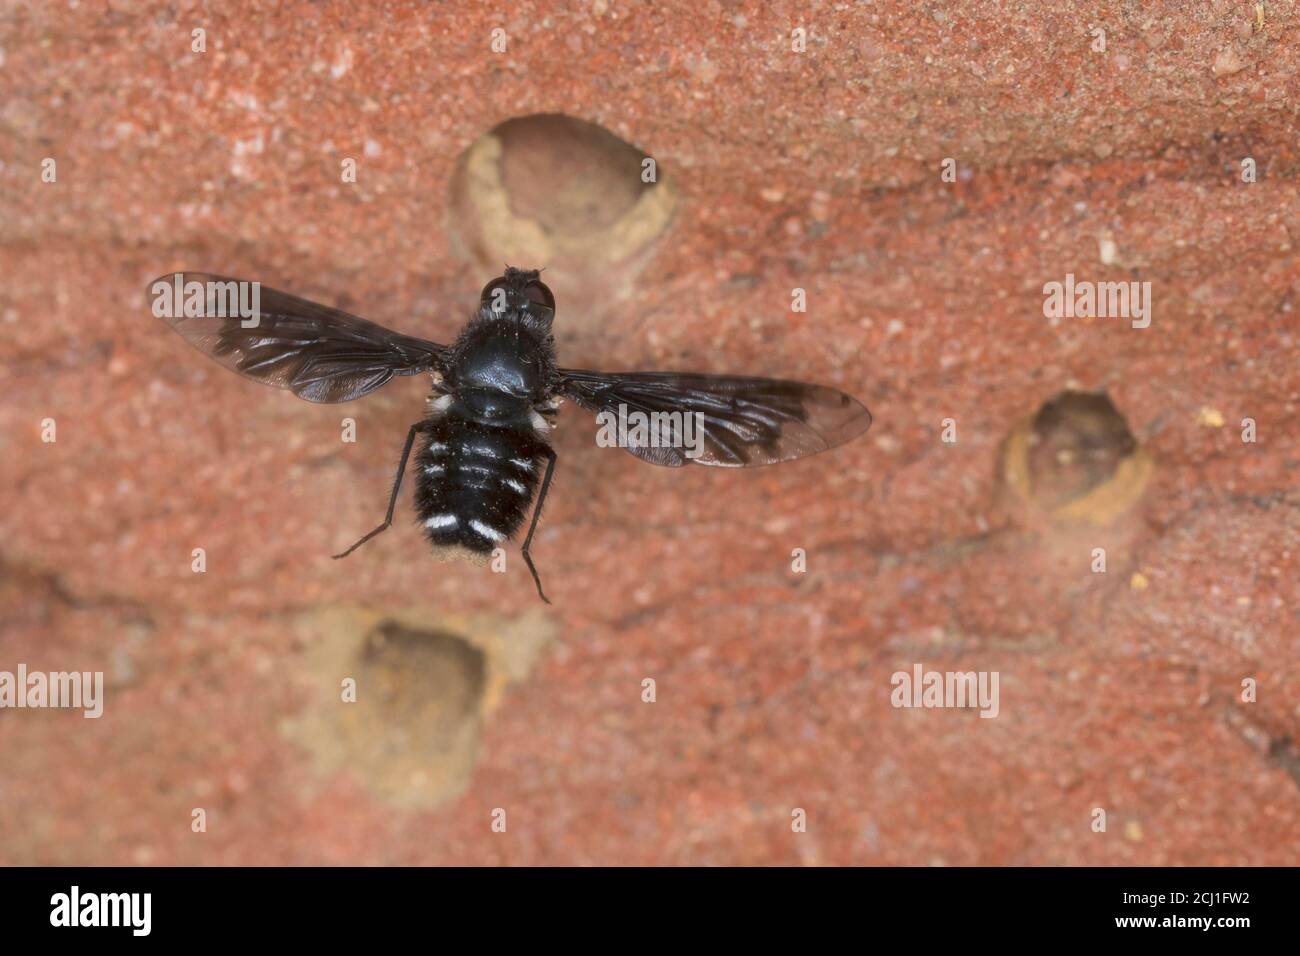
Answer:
[{"left": 520, "top": 446, "right": 557, "bottom": 603}]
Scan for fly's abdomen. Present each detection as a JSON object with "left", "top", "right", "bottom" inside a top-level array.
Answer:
[{"left": 414, "top": 416, "right": 547, "bottom": 553}]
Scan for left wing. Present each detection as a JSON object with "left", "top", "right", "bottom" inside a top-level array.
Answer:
[{"left": 557, "top": 368, "right": 872, "bottom": 467}]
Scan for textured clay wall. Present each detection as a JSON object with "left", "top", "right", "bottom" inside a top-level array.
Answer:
[{"left": 1, "top": 1, "right": 1298, "bottom": 864}]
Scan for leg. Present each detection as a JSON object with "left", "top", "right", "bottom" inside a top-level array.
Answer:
[
  {"left": 332, "top": 421, "right": 425, "bottom": 559},
  {"left": 521, "top": 446, "right": 557, "bottom": 604}
]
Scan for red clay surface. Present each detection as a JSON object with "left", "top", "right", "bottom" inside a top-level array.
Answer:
[{"left": 1, "top": 1, "right": 1298, "bottom": 865}]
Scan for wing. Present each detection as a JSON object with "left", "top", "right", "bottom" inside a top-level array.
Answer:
[
  {"left": 149, "top": 272, "right": 449, "bottom": 403},
  {"left": 557, "top": 368, "right": 871, "bottom": 467}
]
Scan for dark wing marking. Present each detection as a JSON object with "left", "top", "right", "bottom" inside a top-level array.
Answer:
[
  {"left": 149, "top": 272, "right": 449, "bottom": 403},
  {"left": 557, "top": 368, "right": 872, "bottom": 467}
]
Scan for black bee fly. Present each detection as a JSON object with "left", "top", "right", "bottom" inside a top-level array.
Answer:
[{"left": 151, "top": 268, "right": 872, "bottom": 602}]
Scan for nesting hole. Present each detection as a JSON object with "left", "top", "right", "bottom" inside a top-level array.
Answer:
[
  {"left": 332, "top": 621, "right": 487, "bottom": 807},
  {"left": 448, "top": 113, "right": 676, "bottom": 333},
  {"left": 360, "top": 621, "right": 487, "bottom": 731},
  {"left": 283, "top": 618, "right": 485, "bottom": 808},
  {"left": 1000, "top": 390, "right": 1151, "bottom": 525},
  {"left": 1027, "top": 392, "right": 1138, "bottom": 507},
  {"left": 281, "top": 607, "right": 554, "bottom": 809}
]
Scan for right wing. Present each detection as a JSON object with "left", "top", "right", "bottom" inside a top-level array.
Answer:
[{"left": 149, "top": 272, "right": 449, "bottom": 403}]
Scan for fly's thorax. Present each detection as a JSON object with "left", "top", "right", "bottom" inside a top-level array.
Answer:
[
  {"left": 455, "top": 322, "right": 547, "bottom": 388},
  {"left": 450, "top": 303, "right": 555, "bottom": 383},
  {"left": 443, "top": 316, "right": 555, "bottom": 423}
]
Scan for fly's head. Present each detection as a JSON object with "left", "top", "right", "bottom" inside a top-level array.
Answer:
[{"left": 479, "top": 267, "right": 555, "bottom": 325}]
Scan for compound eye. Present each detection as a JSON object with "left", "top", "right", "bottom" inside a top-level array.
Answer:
[
  {"left": 524, "top": 279, "right": 555, "bottom": 314},
  {"left": 480, "top": 277, "right": 511, "bottom": 313}
]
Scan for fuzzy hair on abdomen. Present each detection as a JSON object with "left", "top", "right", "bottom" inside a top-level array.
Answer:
[{"left": 413, "top": 413, "right": 549, "bottom": 553}]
